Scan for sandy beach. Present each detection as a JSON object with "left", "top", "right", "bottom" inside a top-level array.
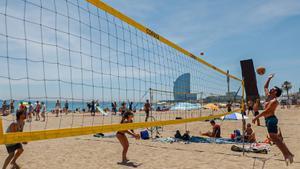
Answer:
[
  {"left": 1, "top": 0, "right": 299, "bottom": 169},
  {"left": 1, "top": 108, "right": 300, "bottom": 169}
]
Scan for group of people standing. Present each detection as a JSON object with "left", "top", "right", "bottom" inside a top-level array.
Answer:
[
  {"left": 111, "top": 101, "right": 135, "bottom": 115},
  {"left": 21, "top": 101, "right": 46, "bottom": 122},
  {"left": 1, "top": 100, "right": 46, "bottom": 122},
  {"left": 54, "top": 100, "right": 70, "bottom": 117},
  {"left": 87, "top": 100, "right": 98, "bottom": 116},
  {"left": 1, "top": 100, "right": 15, "bottom": 116},
  {"left": 111, "top": 100, "right": 151, "bottom": 122}
]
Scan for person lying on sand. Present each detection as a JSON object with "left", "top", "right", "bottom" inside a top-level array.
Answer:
[
  {"left": 201, "top": 120, "right": 221, "bottom": 138},
  {"left": 244, "top": 123, "right": 256, "bottom": 143},
  {"left": 2, "top": 109, "right": 27, "bottom": 169},
  {"left": 116, "top": 111, "right": 140, "bottom": 163},
  {"left": 252, "top": 74, "right": 294, "bottom": 165}
]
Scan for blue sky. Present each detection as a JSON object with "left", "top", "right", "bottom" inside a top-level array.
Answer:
[
  {"left": 0, "top": 0, "right": 299, "bottom": 101},
  {"left": 102, "top": 0, "right": 300, "bottom": 94}
]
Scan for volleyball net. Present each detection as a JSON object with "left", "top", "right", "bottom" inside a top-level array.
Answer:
[{"left": 0, "top": 0, "right": 243, "bottom": 144}]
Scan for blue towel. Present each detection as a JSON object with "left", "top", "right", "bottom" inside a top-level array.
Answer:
[{"left": 190, "top": 136, "right": 245, "bottom": 144}]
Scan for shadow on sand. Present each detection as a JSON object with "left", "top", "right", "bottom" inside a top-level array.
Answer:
[{"left": 117, "top": 161, "right": 142, "bottom": 168}]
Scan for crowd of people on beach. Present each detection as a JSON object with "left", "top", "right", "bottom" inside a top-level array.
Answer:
[
  {"left": 1, "top": 74, "right": 296, "bottom": 168},
  {"left": 1, "top": 100, "right": 15, "bottom": 116},
  {"left": 1, "top": 99, "right": 152, "bottom": 118}
]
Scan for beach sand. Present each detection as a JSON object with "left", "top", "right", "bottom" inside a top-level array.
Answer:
[{"left": 1, "top": 108, "right": 300, "bottom": 169}]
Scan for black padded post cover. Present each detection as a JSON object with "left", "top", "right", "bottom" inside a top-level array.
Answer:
[{"left": 240, "top": 59, "right": 260, "bottom": 101}]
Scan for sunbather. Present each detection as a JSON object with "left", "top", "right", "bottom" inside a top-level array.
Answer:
[
  {"left": 244, "top": 123, "right": 256, "bottom": 143},
  {"left": 201, "top": 120, "right": 221, "bottom": 138}
]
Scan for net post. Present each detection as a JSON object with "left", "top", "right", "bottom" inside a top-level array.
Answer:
[
  {"left": 227, "top": 70, "right": 230, "bottom": 98},
  {"left": 0, "top": 116, "right": 4, "bottom": 144},
  {"left": 241, "top": 79, "right": 246, "bottom": 156},
  {"left": 149, "top": 88, "right": 153, "bottom": 139},
  {"left": 200, "top": 92, "right": 203, "bottom": 117}
]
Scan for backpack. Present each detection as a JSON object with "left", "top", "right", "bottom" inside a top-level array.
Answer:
[
  {"left": 140, "top": 130, "right": 150, "bottom": 140},
  {"left": 234, "top": 130, "right": 241, "bottom": 140}
]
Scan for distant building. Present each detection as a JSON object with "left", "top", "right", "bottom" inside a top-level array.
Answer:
[
  {"left": 173, "top": 73, "right": 197, "bottom": 101},
  {"left": 204, "top": 92, "right": 242, "bottom": 103}
]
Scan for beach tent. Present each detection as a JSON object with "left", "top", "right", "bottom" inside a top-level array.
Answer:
[{"left": 221, "top": 113, "right": 248, "bottom": 120}]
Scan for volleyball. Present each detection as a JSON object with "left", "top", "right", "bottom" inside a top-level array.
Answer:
[{"left": 256, "top": 67, "right": 266, "bottom": 75}]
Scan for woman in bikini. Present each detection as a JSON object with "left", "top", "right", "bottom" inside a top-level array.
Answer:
[{"left": 116, "top": 111, "right": 140, "bottom": 163}]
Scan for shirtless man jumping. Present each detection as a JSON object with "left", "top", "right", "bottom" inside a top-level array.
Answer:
[{"left": 252, "top": 74, "right": 294, "bottom": 165}]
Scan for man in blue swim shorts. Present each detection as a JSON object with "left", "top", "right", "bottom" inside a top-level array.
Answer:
[{"left": 253, "top": 74, "right": 294, "bottom": 165}]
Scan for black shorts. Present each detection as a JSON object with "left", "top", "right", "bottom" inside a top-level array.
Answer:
[
  {"left": 6, "top": 143, "right": 23, "bottom": 154},
  {"left": 254, "top": 111, "right": 259, "bottom": 116},
  {"left": 248, "top": 107, "right": 253, "bottom": 111},
  {"left": 265, "top": 115, "right": 278, "bottom": 134},
  {"left": 145, "top": 110, "right": 149, "bottom": 116}
]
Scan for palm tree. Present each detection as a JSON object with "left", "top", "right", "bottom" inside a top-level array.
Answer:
[{"left": 282, "top": 81, "right": 292, "bottom": 101}]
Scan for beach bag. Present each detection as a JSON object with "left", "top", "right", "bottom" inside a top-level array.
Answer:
[
  {"left": 231, "top": 145, "right": 268, "bottom": 154},
  {"left": 140, "top": 130, "right": 150, "bottom": 140},
  {"left": 234, "top": 130, "right": 241, "bottom": 140}
]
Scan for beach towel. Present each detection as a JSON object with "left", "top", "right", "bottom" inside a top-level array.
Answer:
[
  {"left": 154, "top": 136, "right": 254, "bottom": 145},
  {"left": 231, "top": 143, "right": 270, "bottom": 154},
  {"left": 190, "top": 136, "right": 245, "bottom": 144},
  {"left": 154, "top": 137, "right": 177, "bottom": 143},
  {"left": 190, "top": 136, "right": 210, "bottom": 143}
]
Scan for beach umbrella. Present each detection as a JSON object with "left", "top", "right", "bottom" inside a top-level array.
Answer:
[
  {"left": 218, "top": 103, "right": 227, "bottom": 108},
  {"left": 221, "top": 112, "right": 248, "bottom": 120},
  {"left": 18, "top": 102, "right": 29, "bottom": 106},
  {"left": 203, "top": 103, "right": 219, "bottom": 111}
]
